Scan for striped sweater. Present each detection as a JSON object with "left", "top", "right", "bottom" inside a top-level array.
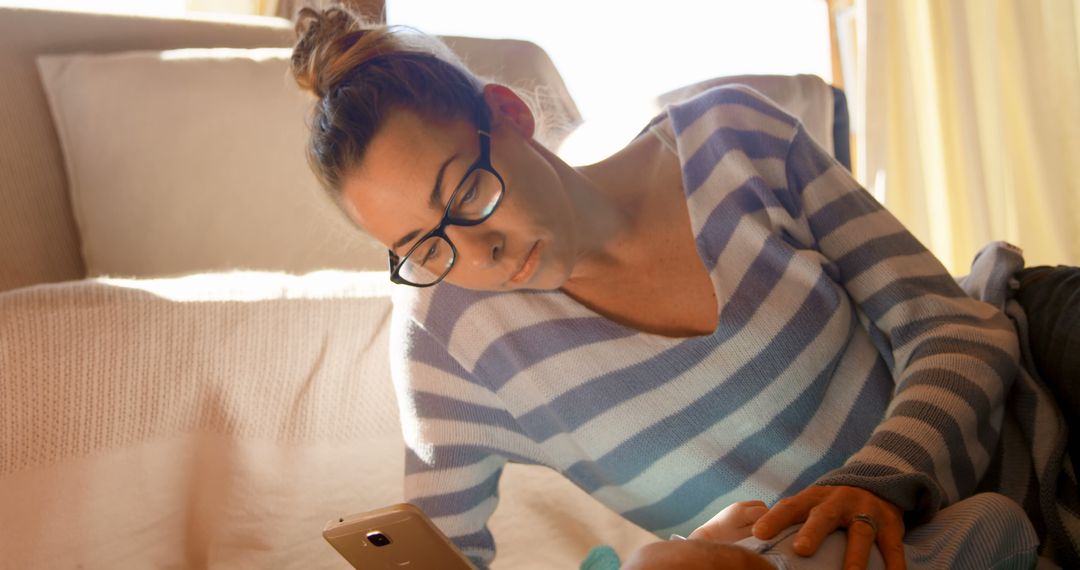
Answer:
[{"left": 388, "top": 85, "right": 1026, "bottom": 567}]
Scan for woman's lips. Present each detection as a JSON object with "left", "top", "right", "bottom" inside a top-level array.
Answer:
[{"left": 509, "top": 241, "right": 541, "bottom": 285}]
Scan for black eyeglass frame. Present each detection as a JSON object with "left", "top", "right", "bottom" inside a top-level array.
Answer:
[{"left": 387, "top": 129, "right": 506, "bottom": 287}]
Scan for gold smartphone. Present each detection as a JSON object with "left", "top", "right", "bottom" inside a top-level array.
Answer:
[{"left": 322, "top": 503, "right": 477, "bottom": 569}]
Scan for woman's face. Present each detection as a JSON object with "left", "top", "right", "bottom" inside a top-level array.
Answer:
[{"left": 342, "top": 89, "right": 580, "bottom": 291}]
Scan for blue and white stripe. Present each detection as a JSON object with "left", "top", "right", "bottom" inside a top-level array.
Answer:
[{"left": 389, "top": 85, "right": 1022, "bottom": 568}]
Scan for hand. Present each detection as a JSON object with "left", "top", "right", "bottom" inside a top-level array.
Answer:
[
  {"left": 752, "top": 485, "right": 906, "bottom": 570},
  {"left": 689, "top": 500, "right": 769, "bottom": 543},
  {"left": 622, "top": 539, "right": 775, "bottom": 570}
]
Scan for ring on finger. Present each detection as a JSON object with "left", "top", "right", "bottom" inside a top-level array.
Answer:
[{"left": 851, "top": 512, "right": 879, "bottom": 535}]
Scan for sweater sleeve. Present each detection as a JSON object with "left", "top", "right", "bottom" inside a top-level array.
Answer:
[
  {"left": 784, "top": 125, "right": 1020, "bottom": 522},
  {"left": 389, "top": 310, "right": 517, "bottom": 569}
]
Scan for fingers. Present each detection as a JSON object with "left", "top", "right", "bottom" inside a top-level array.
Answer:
[
  {"left": 877, "top": 518, "right": 907, "bottom": 570},
  {"left": 791, "top": 504, "right": 845, "bottom": 556},
  {"left": 753, "top": 492, "right": 819, "bottom": 539},
  {"left": 843, "top": 513, "right": 907, "bottom": 570},
  {"left": 841, "top": 516, "right": 878, "bottom": 570},
  {"left": 737, "top": 501, "right": 769, "bottom": 526},
  {"left": 751, "top": 485, "right": 907, "bottom": 570}
]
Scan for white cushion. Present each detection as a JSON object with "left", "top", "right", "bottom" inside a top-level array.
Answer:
[{"left": 37, "top": 48, "right": 388, "bottom": 277}]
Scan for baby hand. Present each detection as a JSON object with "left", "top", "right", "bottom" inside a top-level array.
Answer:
[{"left": 688, "top": 500, "right": 769, "bottom": 544}]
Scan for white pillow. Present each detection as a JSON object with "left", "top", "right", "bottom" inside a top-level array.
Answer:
[{"left": 37, "top": 48, "right": 387, "bottom": 277}]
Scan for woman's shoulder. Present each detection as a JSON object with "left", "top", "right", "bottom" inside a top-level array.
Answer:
[
  {"left": 664, "top": 84, "right": 801, "bottom": 146},
  {"left": 389, "top": 283, "right": 505, "bottom": 370},
  {"left": 391, "top": 281, "right": 495, "bottom": 336},
  {"left": 672, "top": 83, "right": 800, "bottom": 119},
  {"left": 392, "top": 283, "right": 585, "bottom": 346}
]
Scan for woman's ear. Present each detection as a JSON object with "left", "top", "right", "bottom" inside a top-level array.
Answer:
[{"left": 482, "top": 83, "right": 535, "bottom": 138}]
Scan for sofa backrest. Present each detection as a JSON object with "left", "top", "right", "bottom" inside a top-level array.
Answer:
[
  {"left": 0, "top": 7, "right": 581, "bottom": 294},
  {"left": 0, "top": 7, "right": 296, "bottom": 294}
]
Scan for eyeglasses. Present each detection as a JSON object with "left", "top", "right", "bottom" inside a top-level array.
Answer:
[{"left": 388, "top": 129, "right": 506, "bottom": 287}]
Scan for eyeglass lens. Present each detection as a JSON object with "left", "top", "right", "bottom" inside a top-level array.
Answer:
[{"left": 397, "top": 169, "right": 502, "bottom": 285}]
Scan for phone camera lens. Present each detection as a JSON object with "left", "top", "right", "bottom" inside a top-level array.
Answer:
[{"left": 366, "top": 532, "right": 392, "bottom": 547}]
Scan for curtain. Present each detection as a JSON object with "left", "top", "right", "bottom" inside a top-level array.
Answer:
[{"left": 862, "top": 0, "right": 1080, "bottom": 274}]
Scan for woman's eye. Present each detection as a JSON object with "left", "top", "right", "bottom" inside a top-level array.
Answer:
[
  {"left": 461, "top": 182, "right": 479, "bottom": 204},
  {"left": 421, "top": 242, "right": 439, "bottom": 265}
]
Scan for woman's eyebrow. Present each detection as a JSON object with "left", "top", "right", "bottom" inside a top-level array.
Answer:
[
  {"left": 391, "top": 152, "right": 458, "bottom": 253},
  {"left": 429, "top": 153, "right": 457, "bottom": 210}
]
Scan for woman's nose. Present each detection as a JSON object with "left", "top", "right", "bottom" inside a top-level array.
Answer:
[{"left": 447, "top": 226, "right": 504, "bottom": 269}]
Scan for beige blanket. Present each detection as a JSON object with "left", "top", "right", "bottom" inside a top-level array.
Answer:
[{"left": 0, "top": 272, "right": 652, "bottom": 569}]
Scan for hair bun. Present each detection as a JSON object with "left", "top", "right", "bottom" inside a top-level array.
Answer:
[
  {"left": 289, "top": 6, "right": 490, "bottom": 196},
  {"left": 291, "top": 6, "right": 369, "bottom": 98}
]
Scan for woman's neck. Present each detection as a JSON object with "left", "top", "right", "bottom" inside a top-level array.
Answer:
[{"left": 546, "top": 130, "right": 675, "bottom": 290}]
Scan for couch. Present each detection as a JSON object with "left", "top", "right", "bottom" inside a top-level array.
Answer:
[
  {"left": 0, "top": 6, "right": 846, "bottom": 569},
  {"left": 0, "top": 6, "right": 657, "bottom": 569}
]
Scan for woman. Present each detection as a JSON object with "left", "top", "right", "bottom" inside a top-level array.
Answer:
[{"left": 290, "top": 6, "right": 1069, "bottom": 569}]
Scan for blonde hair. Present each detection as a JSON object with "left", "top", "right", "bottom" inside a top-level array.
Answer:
[{"left": 290, "top": 6, "right": 488, "bottom": 195}]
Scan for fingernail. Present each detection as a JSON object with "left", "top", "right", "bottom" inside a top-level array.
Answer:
[{"left": 794, "top": 537, "right": 811, "bottom": 550}]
